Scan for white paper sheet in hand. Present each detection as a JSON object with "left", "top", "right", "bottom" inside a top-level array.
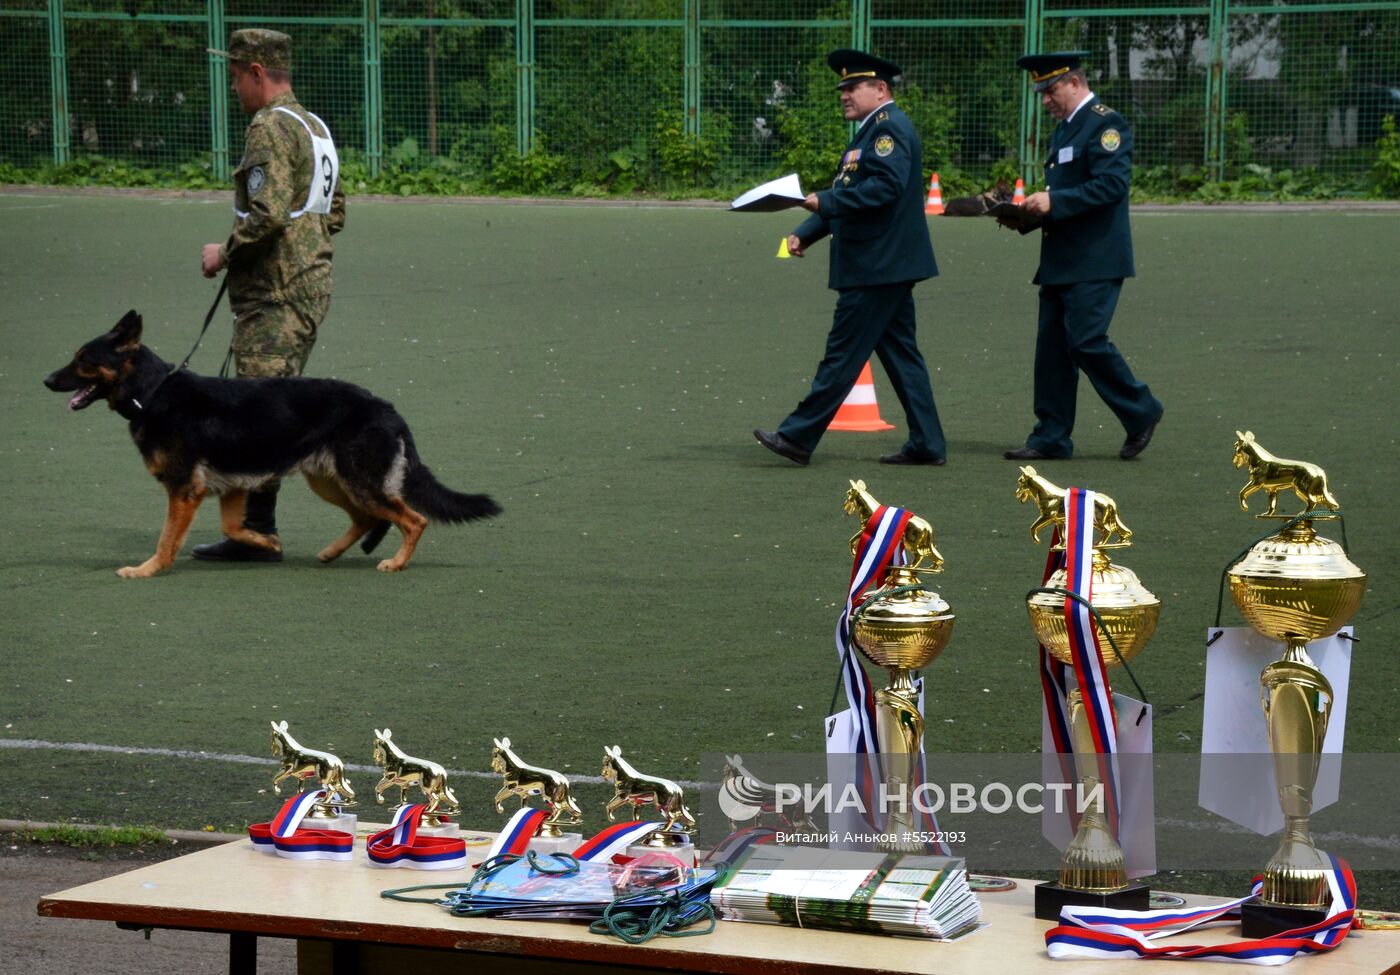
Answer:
[
  {"left": 1197, "top": 626, "right": 1351, "bottom": 835},
  {"left": 731, "top": 172, "right": 805, "bottom": 211}
]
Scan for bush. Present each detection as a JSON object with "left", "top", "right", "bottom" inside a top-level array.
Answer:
[{"left": 1372, "top": 115, "right": 1400, "bottom": 198}]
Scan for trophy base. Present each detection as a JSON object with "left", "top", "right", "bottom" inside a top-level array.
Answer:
[
  {"left": 628, "top": 840, "right": 697, "bottom": 868},
  {"left": 1034, "top": 880, "right": 1150, "bottom": 921},
  {"left": 1240, "top": 899, "right": 1330, "bottom": 939},
  {"left": 416, "top": 821, "right": 459, "bottom": 839},
  {"left": 526, "top": 832, "right": 582, "bottom": 856},
  {"left": 302, "top": 812, "right": 357, "bottom": 838}
]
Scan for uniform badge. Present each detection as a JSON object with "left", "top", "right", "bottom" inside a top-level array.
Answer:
[
  {"left": 1100, "top": 128, "right": 1121, "bottom": 151},
  {"left": 247, "top": 165, "right": 266, "bottom": 193},
  {"left": 874, "top": 135, "right": 895, "bottom": 157}
]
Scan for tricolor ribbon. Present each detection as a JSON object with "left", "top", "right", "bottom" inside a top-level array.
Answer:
[
  {"left": 1038, "top": 490, "right": 1121, "bottom": 835},
  {"left": 834, "top": 503, "right": 950, "bottom": 855},
  {"left": 483, "top": 807, "right": 549, "bottom": 861},
  {"left": 365, "top": 804, "right": 467, "bottom": 871},
  {"left": 1046, "top": 856, "right": 1357, "bottom": 965},
  {"left": 573, "top": 820, "right": 663, "bottom": 862},
  {"left": 702, "top": 826, "right": 778, "bottom": 867},
  {"left": 247, "top": 789, "right": 354, "bottom": 861}
]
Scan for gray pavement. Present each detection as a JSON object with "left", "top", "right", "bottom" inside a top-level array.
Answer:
[{"left": 4, "top": 845, "right": 296, "bottom": 974}]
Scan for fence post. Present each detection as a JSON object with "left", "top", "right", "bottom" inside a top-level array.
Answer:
[
  {"left": 363, "top": 0, "right": 383, "bottom": 177},
  {"left": 1018, "top": 0, "right": 1042, "bottom": 184},
  {"left": 515, "top": 0, "right": 535, "bottom": 155},
  {"left": 207, "top": 0, "right": 229, "bottom": 180},
  {"left": 1204, "top": 0, "right": 1229, "bottom": 180},
  {"left": 684, "top": 0, "right": 700, "bottom": 138},
  {"left": 850, "top": 0, "right": 870, "bottom": 52},
  {"left": 47, "top": 0, "right": 69, "bottom": 165}
]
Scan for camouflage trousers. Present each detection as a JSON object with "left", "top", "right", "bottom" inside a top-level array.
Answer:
[{"left": 230, "top": 295, "right": 331, "bottom": 378}]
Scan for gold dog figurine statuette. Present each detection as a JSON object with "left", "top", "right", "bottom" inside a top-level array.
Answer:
[
  {"left": 269, "top": 720, "right": 356, "bottom": 819},
  {"left": 1226, "top": 436, "right": 1363, "bottom": 934},
  {"left": 372, "top": 728, "right": 460, "bottom": 826},
  {"left": 1232, "top": 431, "right": 1340, "bottom": 518},
  {"left": 601, "top": 745, "right": 696, "bottom": 846},
  {"left": 844, "top": 479, "right": 944, "bottom": 571},
  {"left": 1015, "top": 466, "right": 1132, "bottom": 549},
  {"left": 490, "top": 737, "right": 583, "bottom": 838}
]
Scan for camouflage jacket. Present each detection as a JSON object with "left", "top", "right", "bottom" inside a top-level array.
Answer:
[{"left": 221, "top": 92, "right": 346, "bottom": 311}]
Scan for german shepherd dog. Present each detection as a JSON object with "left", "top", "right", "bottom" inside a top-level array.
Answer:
[{"left": 44, "top": 310, "right": 501, "bottom": 578}]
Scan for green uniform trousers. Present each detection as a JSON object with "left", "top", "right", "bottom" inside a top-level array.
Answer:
[
  {"left": 779, "top": 282, "right": 946, "bottom": 459},
  {"left": 1027, "top": 279, "right": 1161, "bottom": 458}
]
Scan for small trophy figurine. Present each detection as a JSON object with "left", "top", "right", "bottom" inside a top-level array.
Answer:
[
  {"left": 1016, "top": 468, "right": 1158, "bottom": 919},
  {"left": 268, "top": 720, "right": 357, "bottom": 828},
  {"left": 1227, "top": 432, "right": 1364, "bottom": 937},
  {"left": 372, "top": 728, "right": 460, "bottom": 832},
  {"left": 601, "top": 745, "right": 697, "bottom": 854},
  {"left": 843, "top": 480, "right": 955, "bottom": 853},
  {"left": 490, "top": 737, "right": 584, "bottom": 853}
]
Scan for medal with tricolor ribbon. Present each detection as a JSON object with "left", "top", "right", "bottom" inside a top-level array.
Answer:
[
  {"left": 572, "top": 820, "right": 662, "bottom": 862},
  {"left": 482, "top": 807, "right": 549, "bottom": 861},
  {"left": 365, "top": 803, "right": 467, "bottom": 870},
  {"left": 247, "top": 789, "right": 354, "bottom": 861},
  {"left": 1046, "top": 855, "right": 1357, "bottom": 964},
  {"left": 1038, "top": 490, "right": 1121, "bottom": 836}
]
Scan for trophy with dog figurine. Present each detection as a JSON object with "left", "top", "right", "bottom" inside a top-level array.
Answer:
[
  {"left": 1015, "top": 468, "right": 1158, "bottom": 919},
  {"left": 1226, "top": 432, "right": 1364, "bottom": 937},
  {"left": 269, "top": 720, "right": 358, "bottom": 834},
  {"left": 490, "top": 737, "right": 584, "bottom": 854},
  {"left": 372, "top": 728, "right": 461, "bottom": 836},
  {"left": 602, "top": 745, "right": 698, "bottom": 865}
]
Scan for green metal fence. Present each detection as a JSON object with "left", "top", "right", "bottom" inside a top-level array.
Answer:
[{"left": 3, "top": 0, "right": 1397, "bottom": 190}]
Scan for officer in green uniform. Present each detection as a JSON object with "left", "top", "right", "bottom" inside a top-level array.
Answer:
[
  {"left": 754, "top": 49, "right": 947, "bottom": 467},
  {"left": 1002, "top": 51, "right": 1162, "bottom": 462},
  {"left": 195, "top": 29, "right": 347, "bottom": 560}
]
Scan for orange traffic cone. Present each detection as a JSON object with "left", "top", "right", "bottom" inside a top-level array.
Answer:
[
  {"left": 829, "top": 362, "right": 896, "bottom": 432},
  {"left": 1012, "top": 178, "right": 1026, "bottom": 205},
  {"left": 924, "top": 172, "right": 944, "bottom": 215}
]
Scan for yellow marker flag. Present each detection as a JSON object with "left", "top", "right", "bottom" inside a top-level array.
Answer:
[{"left": 776, "top": 237, "right": 791, "bottom": 259}]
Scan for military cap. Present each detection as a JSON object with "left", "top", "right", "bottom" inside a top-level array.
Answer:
[
  {"left": 1016, "top": 50, "right": 1089, "bottom": 92},
  {"left": 827, "top": 49, "right": 902, "bottom": 90},
  {"left": 208, "top": 29, "right": 292, "bottom": 71}
]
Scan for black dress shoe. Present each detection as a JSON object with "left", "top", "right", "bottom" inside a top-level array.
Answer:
[
  {"left": 191, "top": 538, "right": 284, "bottom": 562},
  {"left": 1120, "top": 413, "right": 1162, "bottom": 460},
  {"left": 879, "top": 450, "right": 946, "bottom": 466},
  {"left": 753, "top": 429, "right": 811, "bottom": 466},
  {"left": 1003, "top": 446, "right": 1059, "bottom": 461}
]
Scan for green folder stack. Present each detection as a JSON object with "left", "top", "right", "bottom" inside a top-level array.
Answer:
[{"left": 710, "top": 846, "right": 982, "bottom": 941}]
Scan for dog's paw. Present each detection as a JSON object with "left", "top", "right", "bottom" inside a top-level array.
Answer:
[
  {"left": 116, "top": 560, "right": 165, "bottom": 579},
  {"left": 376, "top": 558, "right": 406, "bottom": 573}
]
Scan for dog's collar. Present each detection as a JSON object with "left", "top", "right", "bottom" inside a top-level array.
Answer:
[{"left": 134, "top": 276, "right": 230, "bottom": 413}]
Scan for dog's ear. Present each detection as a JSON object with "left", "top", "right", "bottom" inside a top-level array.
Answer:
[{"left": 111, "top": 310, "right": 143, "bottom": 351}]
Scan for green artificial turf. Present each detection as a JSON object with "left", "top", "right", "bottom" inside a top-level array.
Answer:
[{"left": 2, "top": 192, "right": 1396, "bottom": 902}]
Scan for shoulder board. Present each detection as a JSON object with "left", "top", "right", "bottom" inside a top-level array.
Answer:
[
  {"left": 875, "top": 110, "right": 890, "bottom": 123},
  {"left": 1092, "top": 103, "right": 1111, "bottom": 115}
]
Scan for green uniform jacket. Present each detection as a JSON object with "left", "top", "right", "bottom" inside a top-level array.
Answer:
[
  {"left": 794, "top": 103, "right": 937, "bottom": 290},
  {"left": 221, "top": 92, "right": 346, "bottom": 312},
  {"left": 1035, "top": 96, "right": 1134, "bottom": 286}
]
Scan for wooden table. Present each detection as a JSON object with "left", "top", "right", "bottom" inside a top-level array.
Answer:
[{"left": 38, "top": 837, "right": 1400, "bottom": 975}]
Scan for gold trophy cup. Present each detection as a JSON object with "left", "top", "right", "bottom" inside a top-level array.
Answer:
[
  {"left": 1015, "top": 468, "right": 1158, "bottom": 919},
  {"left": 372, "top": 728, "right": 460, "bottom": 829},
  {"left": 1228, "top": 432, "right": 1364, "bottom": 937},
  {"left": 844, "top": 480, "right": 955, "bottom": 853}
]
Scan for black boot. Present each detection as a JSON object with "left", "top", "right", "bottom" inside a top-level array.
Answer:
[{"left": 191, "top": 484, "right": 284, "bottom": 562}]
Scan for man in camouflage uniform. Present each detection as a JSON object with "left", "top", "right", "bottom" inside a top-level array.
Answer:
[{"left": 194, "top": 28, "right": 346, "bottom": 562}]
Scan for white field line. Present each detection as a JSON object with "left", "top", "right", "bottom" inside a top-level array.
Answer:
[{"left": 0, "top": 736, "right": 715, "bottom": 789}]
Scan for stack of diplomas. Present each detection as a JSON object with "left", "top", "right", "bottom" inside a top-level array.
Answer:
[{"left": 710, "top": 846, "right": 982, "bottom": 940}]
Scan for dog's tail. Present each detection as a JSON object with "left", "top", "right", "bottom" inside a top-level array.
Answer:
[{"left": 404, "top": 461, "right": 502, "bottom": 525}]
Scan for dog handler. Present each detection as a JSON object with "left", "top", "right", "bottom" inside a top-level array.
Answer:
[{"left": 196, "top": 29, "right": 346, "bottom": 562}]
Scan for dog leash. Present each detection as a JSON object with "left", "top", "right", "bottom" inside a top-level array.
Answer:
[{"left": 132, "top": 276, "right": 229, "bottom": 413}]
